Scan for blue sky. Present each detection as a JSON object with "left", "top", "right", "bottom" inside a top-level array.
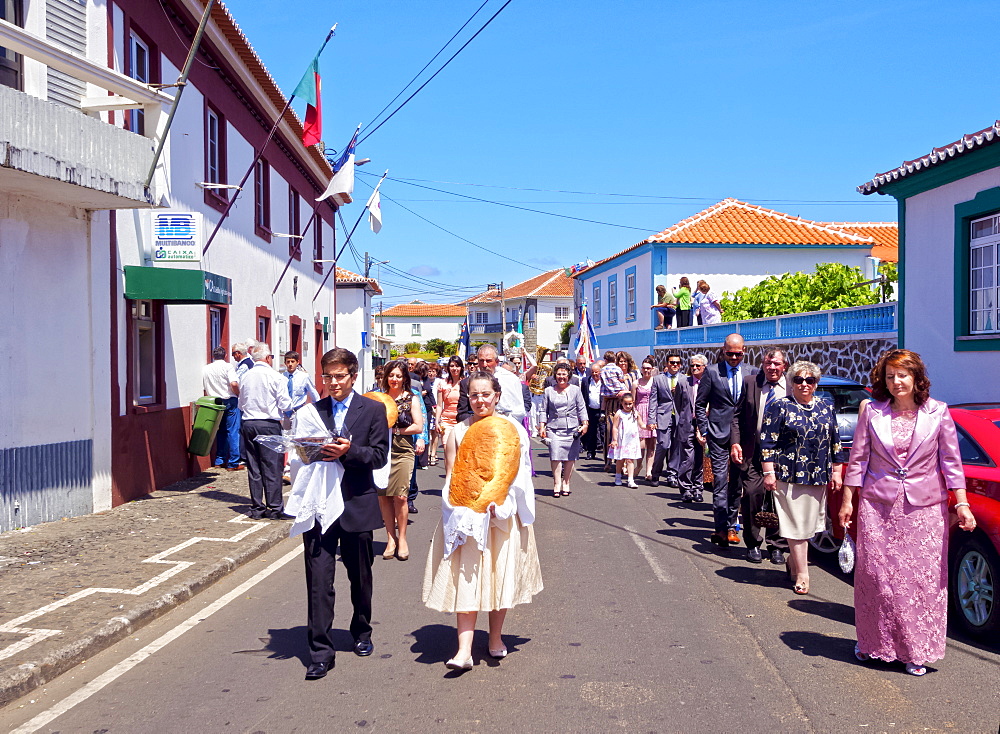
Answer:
[{"left": 225, "top": 0, "right": 997, "bottom": 305}]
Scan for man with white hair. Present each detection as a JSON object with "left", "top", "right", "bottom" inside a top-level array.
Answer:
[
  {"left": 456, "top": 344, "right": 526, "bottom": 423},
  {"left": 239, "top": 343, "right": 293, "bottom": 519}
]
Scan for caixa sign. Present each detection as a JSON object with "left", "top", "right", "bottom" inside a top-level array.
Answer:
[{"left": 150, "top": 211, "right": 203, "bottom": 262}]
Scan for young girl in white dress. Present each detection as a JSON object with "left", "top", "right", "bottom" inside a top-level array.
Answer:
[{"left": 610, "top": 393, "right": 641, "bottom": 488}]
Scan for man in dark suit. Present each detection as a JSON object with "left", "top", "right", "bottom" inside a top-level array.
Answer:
[
  {"left": 696, "top": 334, "right": 758, "bottom": 548},
  {"left": 646, "top": 353, "right": 691, "bottom": 490},
  {"left": 580, "top": 362, "right": 604, "bottom": 460},
  {"left": 300, "top": 347, "right": 389, "bottom": 680},
  {"left": 731, "top": 348, "right": 789, "bottom": 565}
]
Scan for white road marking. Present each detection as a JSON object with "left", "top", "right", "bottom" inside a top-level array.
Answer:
[
  {"left": 10, "top": 544, "right": 302, "bottom": 734},
  {"left": 0, "top": 516, "right": 268, "bottom": 662},
  {"left": 625, "top": 525, "right": 673, "bottom": 584}
]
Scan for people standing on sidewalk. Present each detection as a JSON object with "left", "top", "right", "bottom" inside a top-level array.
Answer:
[
  {"left": 285, "top": 347, "right": 389, "bottom": 680},
  {"left": 760, "top": 361, "right": 846, "bottom": 595},
  {"left": 378, "top": 360, "right": 425, "bottom": 561},
  {"left": 538, "top": 363, "right": 588, "bottom": 497},
  {"left": 673, "top": 277, "right": 693, "bottom": 328},
  {"left": 696, "top": 335, "right": 758, "bottom": 548},
  {"left": 238, "top": 343, "right": 292, "bottom": 519},
  {"left": 202, "top": 346, "right": 241, "bottom": 470},
  {"left": 422, "top": 371, "right": 542, "bottom": 670},
  {"left": 730, "top": 348, "right": 789, "bottom": 565},
  {"left": 839, "top": 349, "right": 974, "bottom": 677}
]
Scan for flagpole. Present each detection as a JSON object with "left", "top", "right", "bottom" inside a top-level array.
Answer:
[
  {"left": 312, "top": 170, "right": 388, "bottom": 301},
  {"left": 202, "top": 24, "right": 337, "bottom": 256},
  {"left": 270, "top": 207, "right": 320, "bottom": 296}
]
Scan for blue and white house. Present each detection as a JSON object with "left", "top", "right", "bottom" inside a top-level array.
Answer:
[{"left": 572, "top": 198, "right": 898, "bottom": 363}]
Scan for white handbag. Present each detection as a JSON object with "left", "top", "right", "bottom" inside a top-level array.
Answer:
[{"left": 839, "top": 533, "right": 856, "bottom": 573}]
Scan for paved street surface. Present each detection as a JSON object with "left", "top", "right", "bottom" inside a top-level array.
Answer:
[{"left": 1, "top": 445, "right": 998, "bottom": 733}]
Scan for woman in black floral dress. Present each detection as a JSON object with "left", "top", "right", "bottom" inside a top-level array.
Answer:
[{"left": 760, "top": 361, "right": 847, "bottom": 595}]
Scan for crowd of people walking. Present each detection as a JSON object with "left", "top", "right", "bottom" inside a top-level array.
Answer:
[{"left": 203, "top": 337, "right": 977, "bottom": 680}]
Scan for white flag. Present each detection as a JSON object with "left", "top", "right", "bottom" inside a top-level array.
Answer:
[
  {"left": 366, "top": 187, "right": 382, "bottom": 233},
  {"left": 316, "top": 153, "right": 354, "bottom": 205}
]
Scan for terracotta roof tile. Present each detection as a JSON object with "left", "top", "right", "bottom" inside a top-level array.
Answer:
[
  {"left": 577, "top": 199, "right": 893, "bottom": 274},
  {"left": 335, "top": 266, "right": 381, "bottom": 294},
  {"left": 858, "top": 121, "right": 1000, "bottom": 195},
  {"left": 377, "top": 303, "right": 466, "bottom": 317},
  {"left": 818, "top": 222, "right": 898, "bottom": 263},
  {"left": 462, "top": 269, "right": 573, "bottom": 303}
]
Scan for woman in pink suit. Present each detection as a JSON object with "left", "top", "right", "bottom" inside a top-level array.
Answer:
[{"left": 839, "top": 350, "right": 977, "bottom": 677}]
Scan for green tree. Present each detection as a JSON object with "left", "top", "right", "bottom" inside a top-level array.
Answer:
[
  {"left": 719, "top": 262, "right": 898, "bottom": 321},
  {"left": 558, "top": 321, "right": 573, "bottom": 346},
  {"left": 425, "top": 338, "right": 453, "bottom": 357}
]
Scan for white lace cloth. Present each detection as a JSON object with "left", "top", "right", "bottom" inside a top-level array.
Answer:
[
  {"left": 440, "top": 415, "right": 535, "bottom": 558},
  {"left": 285, "top": 403, "right": 345, "bottom": 538}
]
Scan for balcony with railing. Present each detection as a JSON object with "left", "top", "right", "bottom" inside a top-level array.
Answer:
[
  {"left": 469, "top": 319, "right": 537, "bottom": 335},
  {"left": 0, "top": 17, "right": 172, "bottom": 208},
  {"left": 653, "top": 302, "right": 897, "bottom": 347}
]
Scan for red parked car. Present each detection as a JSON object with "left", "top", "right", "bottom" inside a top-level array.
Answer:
[{"left": 813, "top": 401, "right": 1000, "bottom": 640}]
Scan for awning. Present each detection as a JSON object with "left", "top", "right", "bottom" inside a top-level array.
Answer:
[{"left": 124, "top": 266, "right": 232, "bottom": 304}]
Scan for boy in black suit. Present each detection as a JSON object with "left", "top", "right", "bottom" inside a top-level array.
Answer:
[{"left": 298, "top": 348, "right": 389, "bottom": 680}]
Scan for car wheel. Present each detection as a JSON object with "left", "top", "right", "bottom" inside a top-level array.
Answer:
[
  {"left": 951, "top": 535, "right": 999, "bottom": 638},
  {"left": 809, "top": 514, "right": 842, "bottom": 555}
]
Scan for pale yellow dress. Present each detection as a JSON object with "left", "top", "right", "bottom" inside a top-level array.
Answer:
[{"left": 422, "top": 417, "right": 543, "bottom": 613}]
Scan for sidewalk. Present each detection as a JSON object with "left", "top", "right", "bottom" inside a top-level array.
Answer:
[{"left": 0, "top": 467, "right": 294, "bottom": 706}]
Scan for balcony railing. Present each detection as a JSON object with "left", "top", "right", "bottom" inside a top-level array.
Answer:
[{"left": 654, "top": 302, "right": 897, "bottom": 347}]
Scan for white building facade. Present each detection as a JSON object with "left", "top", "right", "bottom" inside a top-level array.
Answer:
[
  {"left": 375, "top": 301, "right": 466, "bottom": 350},
  {"left": 0, "top": 0, "right": 378, "bottom": 531}
]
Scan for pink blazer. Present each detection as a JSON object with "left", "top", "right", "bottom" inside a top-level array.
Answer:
[{"left": 844, "top": 398, "right": 966, "bottom": 507}]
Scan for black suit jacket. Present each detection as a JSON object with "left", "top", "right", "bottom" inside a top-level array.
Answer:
[
  {"left": 313, "top": 393, "right": 389, "bottom": 533},
  {"left": 729, "top": 372, "right": 771, "bottom": 469},
  {"left": 695, "top": 361, "right": 758, "bottom": 444},
  {"left": 580, "top": 375, "right": 603, "bottom": 410}
]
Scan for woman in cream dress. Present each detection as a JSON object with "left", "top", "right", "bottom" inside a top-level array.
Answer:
[{"left": 422, "top": 371, "right": 543, "bottom": 670}]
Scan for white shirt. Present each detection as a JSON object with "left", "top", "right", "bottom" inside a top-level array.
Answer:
[
  {"left": 238, "top": 361, "right": 293, "bottom": 420},
  {"left": 586, "top": 379, "right": 602, "bottom": 409},
  {"left": 202, "top": 359, "right": 235, "bottom": 398},
  {"left": 494, "top": 368, "right": 526, "bottom": 422},
  {"left": 281, "top": 368, "right": 320, "bottom": 410}
]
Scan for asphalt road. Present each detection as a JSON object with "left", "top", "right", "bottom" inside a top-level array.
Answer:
[{"left": 2, "top": 448, "right": 998, "bottom": 733}]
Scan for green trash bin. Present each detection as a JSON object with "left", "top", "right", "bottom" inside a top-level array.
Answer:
[{"left": 189, "top": 396, "right": 227, "bottom": 456}]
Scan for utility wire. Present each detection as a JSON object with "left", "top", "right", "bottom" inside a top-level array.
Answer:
[
  {"left": 358, "top": 0, "right": 513, "bottom": 145},
  {"left": 363, "top": 0, "right": 491, "bottom": 134}
]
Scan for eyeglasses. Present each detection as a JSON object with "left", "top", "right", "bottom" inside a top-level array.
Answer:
[
  {"left": 691, "top": 363, "right": 706, "bottom": 369},
  {"left": 724, "top": 351, "right": 744, "bottom": 358},
  {"left": 469, "top": 392, "right": 495, "bottom": 400},
  {"left": 792, "top": 376, "right": 817, "bottom": 385},
  {"left": 321, "top": 373, "right": 352, "bottom": 383},
  {"left": 667, "top": 360, "right": 682, "bottom": 365}
]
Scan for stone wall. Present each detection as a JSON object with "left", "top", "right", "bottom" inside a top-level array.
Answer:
[{"left": 654, "top": 337, "right": 897, "bottom": 385}]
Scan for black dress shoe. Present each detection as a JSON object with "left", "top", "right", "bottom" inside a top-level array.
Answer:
[
  {"left": 407, "top": 501, "right": 418, "bottom": 514},
  {"left": 305, "top": 661, "right": 332, "bottom": 680},
  {"left": 248, "top": 509, "right": 265, "bottom": 520},
  {"left": 354, "top": 639, "right": 374, "bottom": 656},
  {"left": 769, "top": 549, "right": 786, "bottom": 565},
  {"left": 747, "top": 547, "right": 763, "bottom": 563},
  {"left": 709, "top": 533, "right": 730, "bottom": 548},
  {"left": 649, "top": 479, "right": 660, "bottom": 487}
]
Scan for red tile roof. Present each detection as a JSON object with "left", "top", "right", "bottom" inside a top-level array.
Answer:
[
  {"left": 577, "top": 199, "right": 897, "bottom": 273},
  {"left": 377, "top": 302, "right": 466, "bottom": 317},
  {"left": 462, "top": 269, "right": 574, "bottom": 304},
  {"left": 858, "top": 121, "right": 1000, "bottom": 195},
  {"left": 335, "top": 267, "right": 381, "bottom": 294},
  {"left": 819, "top": 222, "right": 898, "bottom": 263}
]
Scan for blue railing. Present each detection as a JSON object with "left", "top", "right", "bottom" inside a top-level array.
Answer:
[{"left": 651, "top": 302, "right": 896, "bottom": 346}]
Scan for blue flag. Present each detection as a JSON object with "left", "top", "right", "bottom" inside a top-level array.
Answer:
[{"left": 458, "top": 319, "right": 471, "bottom": 362}]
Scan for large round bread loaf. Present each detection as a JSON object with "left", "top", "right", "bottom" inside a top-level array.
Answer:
[
  {"left": 363, "top": 391, "right": 398, "bottom": 429},
  {"left": 449, "top": 415, "right": 520, "bottom": 513}
]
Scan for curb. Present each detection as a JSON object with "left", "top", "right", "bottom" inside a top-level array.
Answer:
[{"left": 0, "top": 522, "right": 291, "bottom": 707}]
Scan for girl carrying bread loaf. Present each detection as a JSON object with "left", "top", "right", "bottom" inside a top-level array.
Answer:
[{"left": 422, "top": 371, "right": 543, "bottom": 671}]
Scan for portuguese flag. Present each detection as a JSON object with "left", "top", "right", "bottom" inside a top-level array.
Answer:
[{"left": 293, "top": 55, "right": 322, "bottom": 147}]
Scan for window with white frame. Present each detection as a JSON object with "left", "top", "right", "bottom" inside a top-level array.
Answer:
[
  {"left": 475, "top": 312, "right": 489, "bottom": 324},
  {"left": 593, "top": 283, "right": 602, "bottom": 327},
  {"left": 971, "top": 213, "right": 1000, "bottom": 334},
  {"left": 384, "top": 323, "right": 395, "bottom": 337},
  {"left": 411, "top": 323, "right": 421, "bottom": 336},
  {"left": 608, "top": 277, "right": 618, "bottom": 324},
  {"left": 625, "top": 271, "right": 636, "bottom": 320},
  {"left": 554, "top": 306, "right": 569, "bottom": 320},
  {"left": 128, "top": 33, "right": 149, "bottom": 133},
  {"left": 131, "top": 300, "right": 160, "bottom": 406}
]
